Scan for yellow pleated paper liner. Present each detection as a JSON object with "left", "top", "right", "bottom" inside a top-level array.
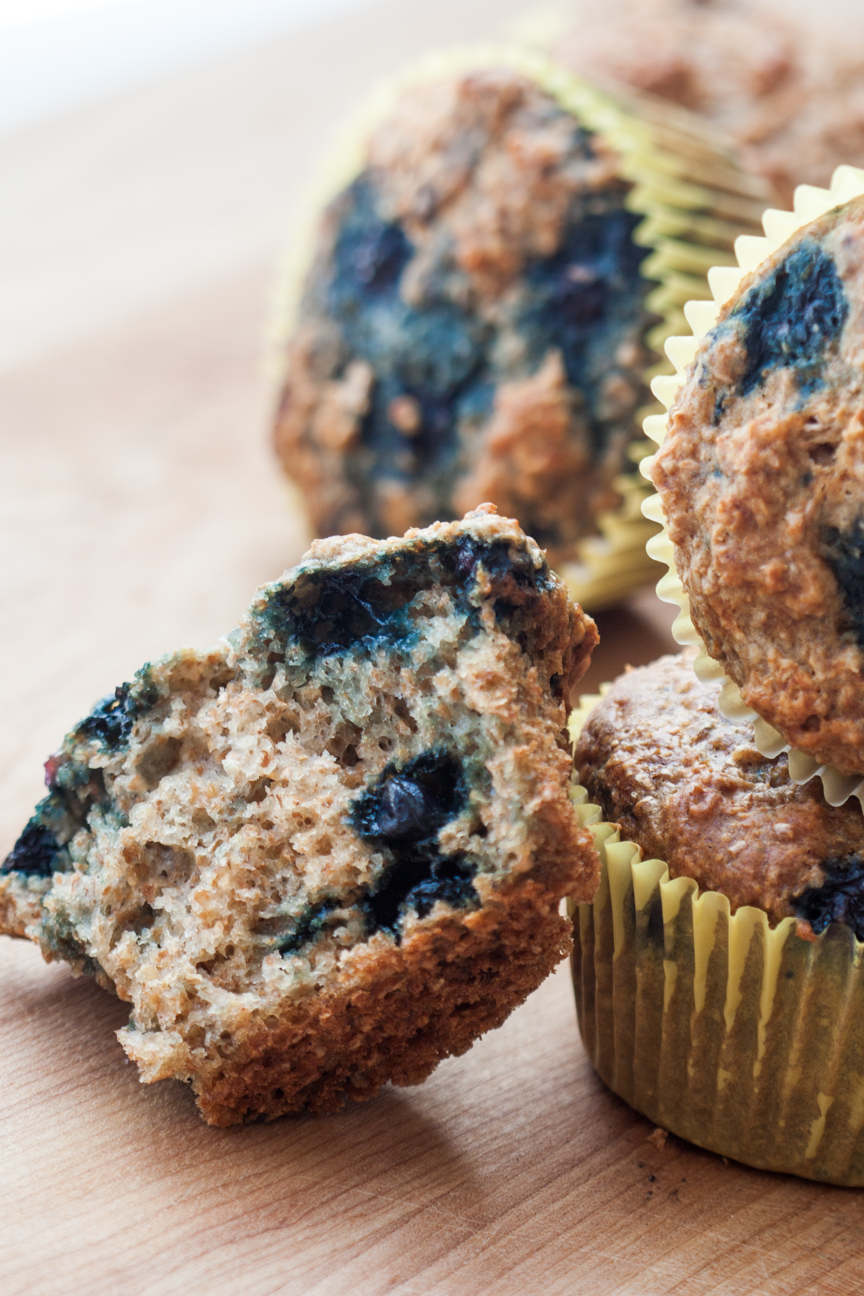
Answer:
[
  {"left": 641, "top": 164, "right": 864, "bottom": 803},
  {"left": 568, "top": 691, "right": 864, "bottom": 1185},
  {"left": 268, "top": 44, "right": 771, "bottom": 612}
]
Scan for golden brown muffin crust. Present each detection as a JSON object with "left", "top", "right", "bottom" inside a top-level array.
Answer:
[
  {"left": 653, "top": 196, "right": 864, "bottom": 774},
  {"left": 574, "top": 654, "right": 864, "bottom": 925}
]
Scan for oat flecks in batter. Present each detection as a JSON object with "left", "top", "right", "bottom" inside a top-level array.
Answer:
[
  {"left": 574, "top": 654, "right": 864, "bottom": 932},
  {"left": 0, "top": 507, "right": 599, "bottom": 1125},
  {"left": 274, "top": 68, "right": 655, "bottom": 564},
  {"left": 652, "top": 195, "right": 864, "bottom": 775}
]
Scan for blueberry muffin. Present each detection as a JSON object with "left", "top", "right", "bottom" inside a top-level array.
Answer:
[
  {"left": 555, "top": 0, "right": 864, "bottom": 207},
  {"left": 652, "top": 194, "right": 864, "bottom": 776},
  {"left": 274, "top": 66, "right": 658, "bottom": 567},
  {"left": 573, "top": 652, "right": 864, "bottom": 936},
  {"left": 0, "top": 507, "right": 599, "bottom": 1125},
  {"left": 571, "top": 652, "right": 864, "bottom": 1184}
]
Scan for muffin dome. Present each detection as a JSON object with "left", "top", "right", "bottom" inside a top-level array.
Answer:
[
  {"left": 274, "top": 67, "right": 657, "bottom": 568},
  {"left": 652, "top": 194, "right": 864, "bottom": 775},
  {"left": 573, "top": 652, "right": 864, "bottom": 935}
]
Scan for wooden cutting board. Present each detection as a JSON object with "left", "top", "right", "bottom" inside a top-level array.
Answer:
[{"left": 2, "top": 3, "right": 864, "bottom": 1291}]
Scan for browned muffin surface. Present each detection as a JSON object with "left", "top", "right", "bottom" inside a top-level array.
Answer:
[
  {"left": 1, "top": 507, "right": 599, "bottom": 1124},
  {"left": 574, "top": 654, "right": 864, "bottom": 929},
  {"left": 652, "top": 196, "right": 864, "bottom": 774}
]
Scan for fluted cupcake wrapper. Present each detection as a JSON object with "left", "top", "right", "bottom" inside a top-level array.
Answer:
[
  {"left": 268, "top": 44, "right": 770, "bottom": 612},
  {"left": 641, "top": 164, "right": 864, "bottom": 802},
  {"left": 569, "top": 692, "right": 864, "bottom": 1186}
]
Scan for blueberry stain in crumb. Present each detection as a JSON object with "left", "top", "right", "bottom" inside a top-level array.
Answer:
[
  {"left": 793, "top": 852, "right": 864, "bottom": 939},
  {"left": 272, "top": 899, "right": 339, "bottom": 956},
  {"left": 351, "top": 750, "right": 479, "bottom": 938},
  {"left": 448, "top": 534, "right": 545, "bottom": 591},
  {"left": 733, "top": 240, "right": 848, "bottom": 399},
  {"left": 1, "top": 820, "right": 64, "bottom": 878},
  {"left": 821, "top": 518, "right": 864, "bottom": 651},
  {"left": 253, "top": 536, "right": 548, "bottom": 665},
  {"left": 257, "top": 562, "right": 429, "bottom": 661},
  {"left": 444, "top": 535, "right": 551, "bottom": 634},
  {"left": 78, "top": 674, "right": 159, "bottom": 751}
]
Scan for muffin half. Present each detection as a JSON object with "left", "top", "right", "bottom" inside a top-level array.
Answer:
[{"left": 1, "top": 507, "right": 599, "bottom": 1124}]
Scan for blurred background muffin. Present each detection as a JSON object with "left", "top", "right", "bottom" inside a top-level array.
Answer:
[
  {"left": 271, "top": 52, "right": 769, "bottom": 607},
  {"left": 274, "top": 66, "right": 657, "bottom": 561},
  {"left": 552, "top": 0, "right": 864, "bottom": 206}
]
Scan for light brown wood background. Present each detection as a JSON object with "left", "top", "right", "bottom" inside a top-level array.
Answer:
[{"left": 3, "top": 2, "right": 864, "bottom": 1292}]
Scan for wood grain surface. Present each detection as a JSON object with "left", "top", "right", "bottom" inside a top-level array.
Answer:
[{"left": 3, "top": 3, "right": 864, "bottom": 1293}]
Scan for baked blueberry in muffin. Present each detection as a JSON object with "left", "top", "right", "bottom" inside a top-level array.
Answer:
[
  {"left": 652, "top": 194, "right": 864, "bottom": 775},
  {"left": 274, "top": 67, "right": 657, "bottom": 567},
  {"left": 1, "top": 506, "right": 599, "bottom": 1124},
  {"left": 574, "top": 652, "right": 864, "bottom": 934}
]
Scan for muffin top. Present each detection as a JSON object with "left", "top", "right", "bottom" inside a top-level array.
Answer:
[
  {"left": 652, "top": 195, "right": 864, "bottom": 775},
  {"left": 274, "top": 67, "right": 657, "bottom": 564},
  {"left": 574, "top": 653, "right": 864, "bottom": 936}
]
